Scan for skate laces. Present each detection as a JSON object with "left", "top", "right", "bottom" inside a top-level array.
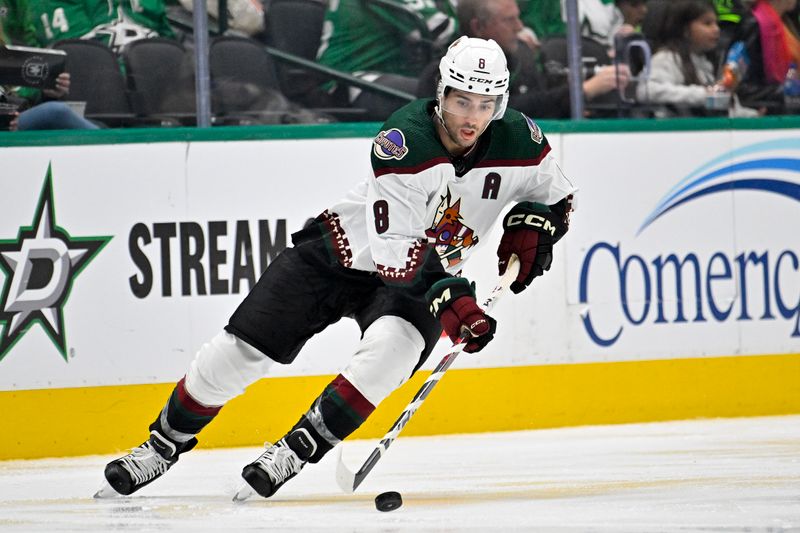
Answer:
[
  {"left": 119, "top": 440, "right": 174, "bottom": 485},
  {"left": 253, "top": 441, "right": 304, "bottom": 483}
]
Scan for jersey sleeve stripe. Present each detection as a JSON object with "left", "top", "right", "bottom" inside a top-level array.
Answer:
[
  {"left": 475, "top": 143, "right": 552, "bottom": 169},
  {"left": 374, "top": 157, "right": 451, "bottom": 178}
]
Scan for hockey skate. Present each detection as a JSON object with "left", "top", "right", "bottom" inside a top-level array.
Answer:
[
  {"left": 233, "top": 429, "right": 315, "bottom": 502},
  {"left": 94, "top": 430, "right": 196, "bottom": 498}
]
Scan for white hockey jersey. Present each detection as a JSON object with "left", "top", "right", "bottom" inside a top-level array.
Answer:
[{"left": 312, "top": 99, "right": 577, "bottom": 293}]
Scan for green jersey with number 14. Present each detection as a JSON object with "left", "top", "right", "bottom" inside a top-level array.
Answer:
[{"left": 29, "top": 0, "right": 172, "bottom": 46}]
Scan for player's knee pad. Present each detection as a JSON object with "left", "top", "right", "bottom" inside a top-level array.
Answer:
[
  {"left": 342, "top": 316, "right": 425, "bottom": 406},
  {"left": 184, "top": 330, "right": 273, "bottom": 406}
]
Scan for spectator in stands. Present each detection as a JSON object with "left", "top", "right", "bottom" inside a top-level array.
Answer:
[
  {"left": 1, "top": 0, "right": 97, "bottom": 130},
  {"left": 609, "top": 0, "right": 649, "bottom": 62},
  {"left": 315, "top": 0, "right": 457, "bottom": 120},
  {"left": 783, "top": 3, "right": 800, "bottom": 58},
  {"left": 521, "top": 0, "right": 645, "bottom": 56},
  {"left": 710, "top": 0, "right": 754, "bottom": 62},
  {"left": 25, "top": 0, "right": 93, "bottom": 44},
  {"left": 577, "top": 0, "right": 625, "bottom": 51},
  {"left": 615, "top": 0, "right": 648, "bottom": 33},
  {"left": 175, "top": 0, "right": 264, "bottom": 37},
  {"left": 581, "top": 0, "right": 655, "bottom": 56},
  {"left": 715, "top": 0, "right": 754, "bottom": 30},
  {"left": 519, "top": 0, "right": 565, "bottom": 41},
  {"left": 636, "top": 0, "right": 758, "bottom": 116},
  {"left": 0, "top": 0, "right": 38, "bottom": 45},
  {"left": 419, "top": 0, "right": 630, "bottom": 119},
  {"left": 3, "top": 88, "right": 99, "bottom": 131},
  {"left": 27, "top": 0, "right": 174, "bottom": 51},
  {"left": 735, "top": 0, "right": 799, "bottom": 110}
]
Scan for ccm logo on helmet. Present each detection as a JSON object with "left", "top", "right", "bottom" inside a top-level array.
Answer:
[
  {"left": 507, "top": 214, "right": 557, "bottom": 236},
  {"left": 468, "top": 77, "right": 493, "bottom": 83}
]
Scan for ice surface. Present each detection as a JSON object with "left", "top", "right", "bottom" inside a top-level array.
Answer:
[{"left": 0, "top": 415, "right": 798, "bottom": 531}]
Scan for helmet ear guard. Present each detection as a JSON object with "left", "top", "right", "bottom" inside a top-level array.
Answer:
[{"left": 436, "top": 37, "right": 510, "bottom": 121}]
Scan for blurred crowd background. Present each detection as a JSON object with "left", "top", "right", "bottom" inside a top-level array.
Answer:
[{"left": 1, "top": 0, "right": 799, "bottom": 130}]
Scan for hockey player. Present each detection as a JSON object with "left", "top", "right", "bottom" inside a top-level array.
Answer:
[{"left": 96, "top": 36, "right": 577, "bottom": 500}]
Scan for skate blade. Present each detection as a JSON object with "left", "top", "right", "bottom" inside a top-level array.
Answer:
[
  {"left": 93, "top": 481, "right": 121, "bottom": 499},
  {"left": 232, "top": 482, "right": 255, "bottom": 503}
]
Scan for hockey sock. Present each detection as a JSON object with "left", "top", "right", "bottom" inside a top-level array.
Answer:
[
  {"left": 153, "top": 376, "right": 223, "bottom": 445},
  {"left": 286, "top": 374, "right": 375, "bottom": 463}
]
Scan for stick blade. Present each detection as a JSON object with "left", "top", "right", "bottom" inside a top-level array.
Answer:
[{"left": 334, "top": 447, "right": 356, "bottom": 494}]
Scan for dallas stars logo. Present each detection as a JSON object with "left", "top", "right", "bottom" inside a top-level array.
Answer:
[{"left": 0, "top": 165, "right": 111, "bottom": 362}]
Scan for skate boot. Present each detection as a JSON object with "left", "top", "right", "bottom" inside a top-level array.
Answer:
[
  {"left": 95, "top": 430, "right": 197, "bottom": 497},
  {"left": 236, "top": 428, "right": 316, "bottom": 500}
]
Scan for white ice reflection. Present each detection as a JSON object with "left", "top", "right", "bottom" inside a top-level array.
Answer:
[{"left": 0, "top": 415, "right": 798, "bottom": 532}]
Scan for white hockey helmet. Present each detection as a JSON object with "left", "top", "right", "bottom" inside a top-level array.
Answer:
[{"left": 436, "top": 37, "right": 510, "bottom": 121}]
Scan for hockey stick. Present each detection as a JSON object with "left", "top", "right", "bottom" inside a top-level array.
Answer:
[{"left": 335, "top": 255, "right": 520, "bottom": 493}]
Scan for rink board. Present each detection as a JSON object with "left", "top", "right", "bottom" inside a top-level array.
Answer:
[
  {"left": 2, "top": 353, "right": 798, "bottom": 460},
  {"left": 0, "top": 119, "right": 799, "bottom": 459}
]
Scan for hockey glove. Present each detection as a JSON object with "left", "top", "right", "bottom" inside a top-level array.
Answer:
[
  {"left": 497, "top": 202, "right": 568, "bottom": 294},
  {"left": 426, "top": 277, "right": 497, "bottom": 353}
]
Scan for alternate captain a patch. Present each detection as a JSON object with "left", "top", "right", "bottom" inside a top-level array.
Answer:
[
  {"left": 522, "top": 114, "right": 543, "bottom": 144},
  {"left": 373, "top": 128, "right": 410, "bottom": 160}
]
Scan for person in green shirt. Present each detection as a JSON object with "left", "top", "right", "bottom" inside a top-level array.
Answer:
[
  {"left": 519, "top": 0, "right": 566, "bottom": 40},
  {"left": 0, "top": 0, "right": 39, "bottom": 45},
  {"left": 27, "top": 0, "right": 100, "bottom": 44},
  {"left": 28, "top": 0, "right": 173, "bottom": 50},
  {"left": 714, "top": 0, "right": 752, "bottom": 25},
  {"left": 1, "top": 0, "right": 97, "bottom": 130},
  {"left": 521, "top": 0, "right": 625, "bottom": 51},
  {"left": 316, "top": 0, "right": 458, "bottom": 120}
]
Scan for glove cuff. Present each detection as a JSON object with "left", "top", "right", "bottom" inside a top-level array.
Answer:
[{"left": 425, "top": 277, "right": 475, "bottom": 319}]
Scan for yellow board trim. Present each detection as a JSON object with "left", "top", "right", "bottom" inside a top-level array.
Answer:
[{"left": 2, "top": 353, "right": 799, "bottom": 460}]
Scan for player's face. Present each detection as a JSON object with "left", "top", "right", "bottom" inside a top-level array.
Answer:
[{"left": 440, "top": 89, "right": 497, "bottom": 149}]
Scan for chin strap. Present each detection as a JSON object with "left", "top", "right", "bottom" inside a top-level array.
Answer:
[{"left": 434, "top": 103, "right": 445, "bottom": 127}]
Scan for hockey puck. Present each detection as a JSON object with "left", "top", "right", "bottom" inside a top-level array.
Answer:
[{"left": 375, "top": 491, "right": 402, "bottom": 512}]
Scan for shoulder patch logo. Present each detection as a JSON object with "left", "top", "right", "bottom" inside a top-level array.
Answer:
[
  {"left": 523, "top": 114, "right": 543, "bottom": 144},
  {"left": 373, "top": 128, "right": 410, "bottom": 160}
]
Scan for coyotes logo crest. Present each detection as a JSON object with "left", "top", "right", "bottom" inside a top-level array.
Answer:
[{"left": 425, "top": 188, "right": 478, "bottom": 268}]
